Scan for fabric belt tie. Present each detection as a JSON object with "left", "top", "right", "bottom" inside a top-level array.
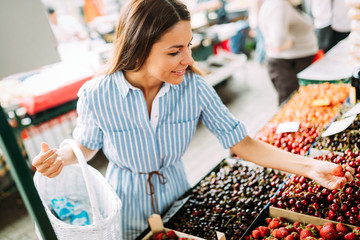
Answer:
[
  {"left": 114, "top": 163, "right": 168, "bottom": 214},
  {"left": 140, "top": 171, "right": 167, "bottom": 214}
]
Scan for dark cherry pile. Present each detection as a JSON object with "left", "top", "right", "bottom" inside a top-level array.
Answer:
[
  {"left": 314, "top": 115, "right": 360, "bottom": 153},
  {"left": 255, "top": 122, "right": 320, "bottom": 155},
  {"left": 165, "top": 160, "right": 288, "bottom": 240},
  {"left": 270, "top": 151, "right": 360, "bottom": 225}
]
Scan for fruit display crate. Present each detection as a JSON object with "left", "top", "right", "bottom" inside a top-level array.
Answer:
[
  {"left": 137, "top": 158, "right": 289, "bottom": 240},
  {"left": 141, "top": 214, "right": 226, "bottom": 240},
  {"left": 243, "top": 206, "right": 357, "bottom": 239},
  {"left": 312, "top": 102, "right": 360, "bottom": 155},
  {"left": 252, "top": 83, "right": 350, "bottom": 158},
  {"left": 270, "top": 149, "right": 360, "bottom": 226}
]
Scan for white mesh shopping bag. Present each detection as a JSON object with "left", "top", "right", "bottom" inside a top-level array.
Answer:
[{"left": 34, "top": 139, "right": 122, "bottom": 240}]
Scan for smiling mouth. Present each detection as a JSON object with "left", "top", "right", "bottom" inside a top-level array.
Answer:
[{"left": 172, "top": 69, "right": 185, "bottom": 74}]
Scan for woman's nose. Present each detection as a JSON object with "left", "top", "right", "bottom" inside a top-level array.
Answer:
[{"left": 181, "top": 48, "right": 194, "bottom": 66}]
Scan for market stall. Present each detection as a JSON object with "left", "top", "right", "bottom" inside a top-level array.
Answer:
[{"left": 135, "top": 81, "right": 357, "bottom": 240}]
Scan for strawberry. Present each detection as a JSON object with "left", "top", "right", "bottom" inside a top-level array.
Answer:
[
  {"left": 153, "top": 233, "right": 165, "bottom": 240},
  {"left": 252, "top": 229, "right": 261, "bottom": 239},
  {"left": 306, "top": 224, "right": 316, "bottom": 230},
  {"left": 320, "top": 226, "right": 337, "bottom": 240},
  {"left": 353, "top": 227, "right": 360, "bottom": 236},
  {"left": 332, "top": 165, "right": 345, "bottom": 177},
  {"left": 291, "top": 232, "right": 300, "bottom": 240},
  {"left": 339, "top": 232, "right": 346, "bottom": 240},
  {"left": 265, "top": 217, "right": 272, "bottom": 224},
  {"left": 285, "top": 235, "right": 295, "bottom": 240},
  {"left": 273, "top": 227, "right": 290, "bottom": 239},
  {"left": 344, "top": 232, "right": 357, "bottom": 240},
  {"left": 336, "top": 223, "right": 349, "bottom": 234},
  {"left": 259, "top": 226, "right": 270, "bottom": 237},
  {"left": 293, "top": 222, "right": 301, "bottom": 228},
  {"left": 166, "top": 230, "right": 177, "bottom": 239},
  {"left": 269, "top": 218, "right": 282, "bottom": 229},
  {"left": 295, "top": 227, "right": 303, "bottom": 234},
  {"left": 300, "top": 229, "right": 314, "bottom": 240},
  {"left": 305, "top": 224, "right": 319, "bottom": 236},
  {"left": 316, "top": 225, "right": 323, "bottom": 232},
  {"left": 331, "top": 165, "right": 345, "bottom": 177},
  {"left": 323, "top": 222, "right": 335, "bottom": 229}
]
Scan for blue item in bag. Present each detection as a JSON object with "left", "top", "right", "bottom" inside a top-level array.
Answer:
[
  {"left": 51, "top": 197, "right": 90, "bottom": 226},
  {"left": 70, "top": 210, "right": 90, "bottom": 226},
  {"left": 51, "top": 197, "right": 74, "bottom": 220}
]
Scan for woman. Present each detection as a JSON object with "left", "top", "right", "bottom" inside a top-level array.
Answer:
[{"left": 33, "top": 0, "right": 354, "bottom": 239}]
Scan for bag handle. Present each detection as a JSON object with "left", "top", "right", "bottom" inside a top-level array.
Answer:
[{"left": 60, "top": 139, "right": 102, "bottom": 226}]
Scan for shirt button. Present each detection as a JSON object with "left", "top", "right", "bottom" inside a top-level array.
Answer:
[{"left": 155, "top": 115, "right": 158, "bottom": 118}]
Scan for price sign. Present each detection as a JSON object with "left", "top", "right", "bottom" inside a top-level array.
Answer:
[
  {"left": 321, "top": 115, "right": 357, "bottom": 137},
  {"left": 276, "top": 122, "right": 300, "bottom": 134},
  {"left": 343, "top": 103, "right": 360, "bottom": 117}
]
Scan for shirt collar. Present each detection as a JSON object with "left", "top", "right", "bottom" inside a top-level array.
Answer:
[{"left": 114, "top": 71, "right": 178, "bottom": 98}]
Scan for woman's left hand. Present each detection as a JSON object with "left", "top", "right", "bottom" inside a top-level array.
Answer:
[{"left": 310, "top": 160, "right": 355, "bottom": 190}]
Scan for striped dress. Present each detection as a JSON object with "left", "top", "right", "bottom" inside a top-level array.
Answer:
[{"left": 72, "top": 70, "right": 247, "bottom": 239}]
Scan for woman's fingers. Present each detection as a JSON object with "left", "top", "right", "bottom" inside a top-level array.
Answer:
[
  {"left": 35, "top": 153, "right": 58, "bottom": 172},
  {"left": 41, "top": 157, "right": 63, "bottom": 177},
  {"left": 345, "top": 170, "right": 354, "bottom": 183},
  {"left": 48, "top": 160, "right": 64, "bottom": 178},
  {"left": 33, "top": 149, "right": 57, "bottom": 168}
]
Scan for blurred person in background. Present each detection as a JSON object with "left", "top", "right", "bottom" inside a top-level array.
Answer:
[
  {"left": 259, "top": 0, "right": 318, "bottom": 105},
  {"left": 248, "top": 0, "right": 266, "bottom": 64},
  {"left": 47, "top": 7, "right": 90, "bottom": 44},
  {"left": 303, "top": 0, "right": 351, "bottom": 53}
]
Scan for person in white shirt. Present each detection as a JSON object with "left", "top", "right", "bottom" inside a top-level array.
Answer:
[
  {"left": 259, "top": 0, "right": 318, "bottom": 105},
  {"left": 303, "top": 0, "right": 351, "bottom": 52},
  {"left": 47, "top": 7, "right": 89, "bottom": 44}
]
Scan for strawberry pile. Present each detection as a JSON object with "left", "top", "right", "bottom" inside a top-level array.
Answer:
[
  {"left": 148, "top": 230, "right": 195, "bottom": 240},
  {"left": 245, "top": 217, "right": 360, "bottom": 240}
]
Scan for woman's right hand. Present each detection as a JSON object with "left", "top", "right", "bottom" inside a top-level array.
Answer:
[{"left": 32, "top": 142, "right": 64, "bottom": 178}]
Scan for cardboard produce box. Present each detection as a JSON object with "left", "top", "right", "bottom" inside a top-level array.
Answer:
[
  {"left": 269, "top": 207, "right": 357, "bottom": 229},
  {"left": 244, "top": 206, "right": 357, "bottom": 238},
  {"left": 141, "top": 214, "right": 226, "bottom": 240}
]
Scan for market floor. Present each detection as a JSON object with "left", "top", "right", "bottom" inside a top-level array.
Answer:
[{"left": 0, "top": 58, "right": 279, "bottom": 240}]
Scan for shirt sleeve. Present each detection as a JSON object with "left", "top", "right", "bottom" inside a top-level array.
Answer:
[
  {"left": 261, "top": 1, "right": 291, "bottom": 48},
  {"left": 72, "top": 82, "right": 103, "bottom": 150},
  {"left": 197, "top": 75, "right": 247, "bottom": 149}
]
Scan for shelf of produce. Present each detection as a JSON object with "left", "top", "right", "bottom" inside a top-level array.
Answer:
[
  {"left": 243, "top": 206, "right": 357, "bottom": 239},
  {"left": 140, "top": 158, "right": 289, "bottom": 240}
]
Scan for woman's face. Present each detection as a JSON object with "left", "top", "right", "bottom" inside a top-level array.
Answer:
[{"left": 140, "top": 20, "right": 194, "bottom": 85}]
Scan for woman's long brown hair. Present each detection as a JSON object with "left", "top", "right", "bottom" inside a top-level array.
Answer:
[{"left": 107, "top": 0, "right": 201, "bottom": 75}]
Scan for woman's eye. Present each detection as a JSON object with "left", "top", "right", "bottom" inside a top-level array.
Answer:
[
  {"left": 188, "top": 42, "right": 192, "bottom": 47},
  {"left": 168, "top": 51, "right": 180, "bottom": 56}
]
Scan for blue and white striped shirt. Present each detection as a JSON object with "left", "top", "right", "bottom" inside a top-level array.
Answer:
[{"left": 73, "top": 70, "right": 247, "bottom": 239}]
